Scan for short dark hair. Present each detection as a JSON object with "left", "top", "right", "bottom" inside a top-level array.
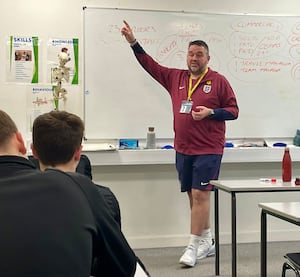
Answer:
[
  {"left": 0, "top": 110, "right": 18, "bottom": 147},
  {"left": 189, "top": 40, "right": 209, "bottom": 55},
  {"left": 32, "top": 110, "right": 84, "bottom": 166}
]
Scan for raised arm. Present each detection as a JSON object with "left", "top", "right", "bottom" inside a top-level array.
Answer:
[{"left": 121, "top": 20, "right": 137, "bottom": 45}]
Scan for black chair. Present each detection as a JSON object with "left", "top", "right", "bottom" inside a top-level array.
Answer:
[
  {"left": 28, "top": 154, "right": 92, "bottom": 179},
  {"left": 282, "top": 253, "right": 300, "bottom": 277}
]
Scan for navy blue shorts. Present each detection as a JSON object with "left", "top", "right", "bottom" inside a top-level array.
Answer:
[{"left": 176, "top": 152, "right": 222, "bottom": 192}]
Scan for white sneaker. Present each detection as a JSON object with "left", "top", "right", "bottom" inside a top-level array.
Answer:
[
  {"left": 197, "top": 239, "right": 215, "bottom": 260},
  {"left": 179, "top": 245, "right": 197, "bottom": 267}
]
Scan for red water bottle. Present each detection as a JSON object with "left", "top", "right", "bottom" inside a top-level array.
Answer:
[{"left": 282, "top": 147, "right": 292, "bottom": 182}]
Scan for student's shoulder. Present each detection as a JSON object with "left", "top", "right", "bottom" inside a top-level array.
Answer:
[
  {"left": 42, "top": 169, "right": 96, "bottom": 191},
  {"left": 62, "top": 171, "right": 97, "bottom": 188},
  {"left": 95, "top": 183, "right": 119, "bottom": 205},
  {"left": 64, "top": 172, "right": 108, "bottom": 199}
]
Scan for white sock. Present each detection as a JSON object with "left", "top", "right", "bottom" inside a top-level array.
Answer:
[
  {"left": 201, "top": 228, "right": 212, "bottom": 243},
  {"left": 188, "top": 234, "right": 201, "bottom": 249}
]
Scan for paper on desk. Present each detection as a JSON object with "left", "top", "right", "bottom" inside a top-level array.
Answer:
[{"left": 82, "top": 143, "right": 116, "bottom": 151}]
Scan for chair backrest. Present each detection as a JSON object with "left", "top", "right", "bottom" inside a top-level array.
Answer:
[
  {"left": 286, "top": 253, "right": 300, "bottom": 269},
  {"left": 76, "top": 154, "right": 92, "bottom": 180},
  {"left": 282, "top": 253, "right": 300, "bottom": 277}
]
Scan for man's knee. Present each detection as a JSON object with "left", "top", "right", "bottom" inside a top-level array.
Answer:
[{"left": 192, "top": 189, "right": 210, "bottom": 203}]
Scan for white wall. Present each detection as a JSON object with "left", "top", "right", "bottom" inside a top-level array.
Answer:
[
  {"left": 0, "top": 0, "right": 86, "bottom": 140},
  {"left": 92, "top": 161, "right": 300, "bottom": 249},
  {"left": 2, "top": 0, "right": 300, "bottom": 136},
  {"left": 1, "top": 0, "right": 300, "bottom": 249}
]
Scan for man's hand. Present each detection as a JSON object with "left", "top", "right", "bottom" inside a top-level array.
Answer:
[
  {"left": 121, "top": 20, "right": 136, "bottom": 44},
  {"left": 191, "top": 106, "right": 213, "bottom": 120}
]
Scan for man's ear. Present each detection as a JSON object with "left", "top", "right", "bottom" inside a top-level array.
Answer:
[
  {"left": 30, "top": 143, "right": 38, "bottom": 159},
  {"left": 15, "top": 132, "right": 27, "bottom": 155},
  {"left": 74, "top": 145, "right": 83, "bottom": 162}
]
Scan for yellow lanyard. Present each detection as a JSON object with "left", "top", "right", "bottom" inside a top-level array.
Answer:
[{"left": 187, "top": 68, "right": 208, "bottom": 100}]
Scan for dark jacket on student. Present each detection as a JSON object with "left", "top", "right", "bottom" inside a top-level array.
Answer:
[
  {"left": 29, "top": 154, "right": 122, "bottom": 228},
  {"left": 0, "top": 155, "right": 137, "bottom": 277}
]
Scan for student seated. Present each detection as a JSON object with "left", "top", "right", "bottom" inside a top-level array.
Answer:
[
  {"left": 31, "top": 110, "right": 149, "bottom": 276},
  {"left": 0, "top": 109, "right": 145, "bottom": 277},
  {"left": 28, "top": 154, "right": 122, "bottom": 228}
]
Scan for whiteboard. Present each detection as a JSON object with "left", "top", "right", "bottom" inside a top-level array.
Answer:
[{"left": 83, "top": 7, "right": 300, "bottom": 139}]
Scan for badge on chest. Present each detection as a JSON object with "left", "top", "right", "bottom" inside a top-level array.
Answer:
[{"left": 180, "top": 100, "right": 193, "bottom": 113}]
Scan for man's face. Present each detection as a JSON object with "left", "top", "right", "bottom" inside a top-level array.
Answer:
[{"left": 186, "top": 44, "right": 210, "bottom": 76}]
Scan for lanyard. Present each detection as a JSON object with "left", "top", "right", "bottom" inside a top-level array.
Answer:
[{"left": 187, "top": 67, "right": 208, "bottom": 100}]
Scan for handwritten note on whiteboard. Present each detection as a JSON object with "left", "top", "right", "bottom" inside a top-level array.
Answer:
[{"left": 83, "top": 8, "right": 300, "bottom": 139}]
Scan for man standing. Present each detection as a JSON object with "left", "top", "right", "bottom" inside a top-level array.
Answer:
[{"left": 121, "top": 20, "right": 239, "bottom": 267}]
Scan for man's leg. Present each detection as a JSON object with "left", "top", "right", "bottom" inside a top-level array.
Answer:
[
  {"left": 177, "top": 153, "right": 220, "bottom": 267},
  {"left": 192, "top": 190, "right": 215, "bottom": 260},
  {"left": 190, "top": 189, "right": 210, "bottom": 235},
  {"left": 189, "top": 189, "right": 214, "bottom": 254},
  {"left": 179, "top": 189, "right": 211, "bottom": 267}
]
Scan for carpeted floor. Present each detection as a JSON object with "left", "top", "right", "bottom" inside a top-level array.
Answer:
[{"left": 134, "top": 241, "right": 300, "bottom": 276}]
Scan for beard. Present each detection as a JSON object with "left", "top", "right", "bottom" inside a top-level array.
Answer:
[{"left": 188, "top": 64, "right": 207, "bottom": 76}]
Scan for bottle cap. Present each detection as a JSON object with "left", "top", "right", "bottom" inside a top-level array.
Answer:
[{"left": 148, "top": 127, "right": 154, "bottom": 132}]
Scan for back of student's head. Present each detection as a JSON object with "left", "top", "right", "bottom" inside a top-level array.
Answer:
[
  {"left": 32, "top": 110, "right": 84, "bottom": 166},
  {"left": 0, "top": 110, "right": 18, "bottom": 147}
]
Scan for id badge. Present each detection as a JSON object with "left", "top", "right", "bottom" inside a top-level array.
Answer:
[{"left": 180, "top": 101, "right": 193, "bottom": 113}]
